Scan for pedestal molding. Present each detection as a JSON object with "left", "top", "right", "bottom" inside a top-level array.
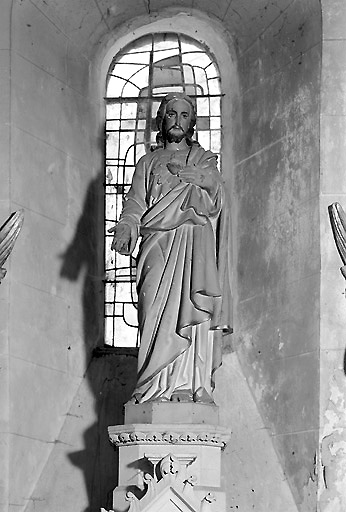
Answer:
[{"left": 108, "top": 424, "right": 231, "bottom": 448}]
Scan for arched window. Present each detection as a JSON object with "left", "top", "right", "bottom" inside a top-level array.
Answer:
[{"left": 104, "top": 32, "right": 222, "bottom": 347}]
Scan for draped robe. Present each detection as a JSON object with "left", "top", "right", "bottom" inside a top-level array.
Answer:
[{"left": 119, "top": 144, "right": 232, "bottom": 403}]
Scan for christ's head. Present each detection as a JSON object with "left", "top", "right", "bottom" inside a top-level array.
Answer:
[{"left": 156, "top": 93, "right": 196, "bottom": 146}]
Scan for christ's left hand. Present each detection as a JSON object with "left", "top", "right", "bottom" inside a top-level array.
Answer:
[{"left": 178, "top": 164, "right": 218, "bottom": 196}]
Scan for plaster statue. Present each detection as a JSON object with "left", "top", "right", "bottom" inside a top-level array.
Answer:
[
  {"left": 0, "top": 210, "right": 24, "bottom": 284},
  {"left": 110, "top": 93, "right": 232, "bottom": 404}
]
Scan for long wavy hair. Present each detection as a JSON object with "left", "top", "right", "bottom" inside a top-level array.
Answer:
[{"left": 154, "top": 92, "right": 197, "bottom": 149}]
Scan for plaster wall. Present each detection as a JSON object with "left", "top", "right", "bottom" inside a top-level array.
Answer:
[
  {"left": 233, "top": 1, "right": 321, "bottom": 510},
  {"left": 0, "top": 1, "right": 328, "bottom": 512},
  {"left": 0, "top": 3, "right": 15, "bottom": 510},
  {"left": 0, "top": 1, "right": 104, "bottom": 510},
  {"left": 319, "top": 0, "right": 346, "bottom": 510}
]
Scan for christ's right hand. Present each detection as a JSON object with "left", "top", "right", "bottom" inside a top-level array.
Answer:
[{"left": 109, "top": 222, "right": 132, "bottom": 254}]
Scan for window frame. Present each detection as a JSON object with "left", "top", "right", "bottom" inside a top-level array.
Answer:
[{"left": 103, "top": 31, "right": 226, "bottom": 348}]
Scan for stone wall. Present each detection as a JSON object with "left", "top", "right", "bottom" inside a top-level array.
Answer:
[
  {"left": 233, "top": 1, "right": 321, "bottom": 509},
  {"left": 319, "top": 0, "right": 346, "bottom": 510},
  {"left": 0, "top": 1, "right": 104, "bottom": 510},
  {"left": 0, "top": 5, "right": 12, "bottom": 510}
]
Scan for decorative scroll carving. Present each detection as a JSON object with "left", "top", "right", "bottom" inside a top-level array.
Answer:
[
  {"left": 101, "top": 453, "right": 217, "bottom": 512},
  {"left": 328, "top": 202, "right": 346, "bottom": 278},
  {"left": 0, "top": 210, "right": 24, "bottom": 283},
  {"left": 108, "top": 424, "right": 230, "bottom": 449}
]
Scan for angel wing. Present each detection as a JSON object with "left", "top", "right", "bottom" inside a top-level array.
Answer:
[
  {"left": 328, "top": 202, "right": 346, "bottom": 277},
  {"left": 0, "top": 210, "right": 24, "bottom": 282}
]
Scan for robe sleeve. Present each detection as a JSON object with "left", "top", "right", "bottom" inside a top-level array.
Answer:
[{"left": 118, "top": 155, "right": 148, "bottom": 234}]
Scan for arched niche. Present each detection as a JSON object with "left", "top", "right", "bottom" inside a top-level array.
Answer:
[
  {"left": 91, "top": 9, "right": 239, "bottom": 347},
  {"left": 92, "top": 9, "right": 239, "bottom": 190}
]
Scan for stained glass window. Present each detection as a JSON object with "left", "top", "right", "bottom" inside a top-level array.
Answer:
[{"left": 105, "top": 33, "right": 222, "bottom": 347}]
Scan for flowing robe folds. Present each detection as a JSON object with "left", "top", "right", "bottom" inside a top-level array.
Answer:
[{"left": 119, "top": 144, "right": 232, "bottom": 403}]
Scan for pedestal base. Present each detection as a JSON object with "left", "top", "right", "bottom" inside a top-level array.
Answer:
[{"left": 103, "top": 404, "right": 230, "bottom": 512}]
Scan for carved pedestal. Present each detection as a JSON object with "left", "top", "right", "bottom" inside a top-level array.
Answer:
[{"left": 103, "top": 403, "right": 230, "bottom": 512}]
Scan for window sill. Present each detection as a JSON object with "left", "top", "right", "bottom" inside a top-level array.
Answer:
[{"left": 93, "top": 345, "right": 139, "bottom": 358}]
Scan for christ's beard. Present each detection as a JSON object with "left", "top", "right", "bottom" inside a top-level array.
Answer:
[{"left": 166, "top": 126, "right": 186, "bottom": 143}]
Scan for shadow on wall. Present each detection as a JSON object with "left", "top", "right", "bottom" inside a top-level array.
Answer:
[
  {"left": 60, "top": 171, "right": 137, "bottom": 511},
  {"left": 60, "top": 172, "right": 104, "bottom": 355}
]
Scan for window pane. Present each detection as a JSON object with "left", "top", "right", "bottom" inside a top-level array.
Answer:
[
  {"left": 106, "top": 133, "right": 119, "bottom": 159},
  {"left": 196, "top": 97, "right": 210, "bottom": 117},
  {"left": 197, "top": 131, "right": 210, "bottom": 151},
  {"left": 210, "top": 130, "right": 221, "bottom": 153},
  {"left": 135, "top": 144, "right": 146, "bottom": 160},
  {"left": 119, "top": 133, "right": 134, "bottom": 159},
  {"left": 196, "top": 116, "right": 210, "bottom": 130},
  {"left": 183, "top": 64, "right": 195, "bottom": 85},
  {"left": 106, "top": 166, "right": 116, "bottom": 185},
  {"left": 154, "top": 36, "right": 179, "bottom": 52},
  {"left": 153, "top": 49, "right": 180, "bottom": 63},
  {"left": 124, "top": 166, "right": 135, "bottom": 184},
  {"left": 116, "top": 253, "right": 131, "bottom": 272},
  {"left": 192, "top": 68, "right": 207, "bottom": 93},
  {"left": 122, "top": 81, "right": 141, "bottom": 97},
  {"left": 206, "top": 63, "right": 219, "bottom": 79},
  {"left": 210, "top": 97, "right": 221, "bottom": 116},
  {"left": 153, "top": 85, "right": 184, "bottom": 96},
  {"left": 128, "top": 40, "right": 152, "bottom": 53},
  {"left": 107, "top": 76, "right": 127, "bottom": 97},
  {"left": 131, "top": 67, "right": 150, "bottom": 88},
  {"left": 107, "top": 120, "right": 120, "bottom": 131},
  {"left": 185, "top": 84, "right": 202, "bottom": 97},
  {"left": 105, "top": 283, "right": 115, "bottom": 304},
  {"left": 120, "top": 51, "right": 151, "bottom": 64},
  {"left": 181, "top": 41, "right": 203, "bottom": 53},
  {"left": 106, "top": 103, "right": 121, "bottom": 118},
  {"left": 116, "top": 281, "right": 133, "bottom": 303},
  {"left": 182, "top": 52, "right": 211, "bottom": 68},
  {"left": 124, "top": 303, "right": 138, "bottom": 327},
  {"left": 152, "top": 66, "right": 183, "bottom": 88},
  {"left": 121, "top": 120, "right": 136, "bottom": 130},
  {"left": 208, "top": 77, "right": 221, "bottom": 95},
  {"left": 108, "top": 317, "right": 138, "bottom": 347},
  {"left": 210, "top": 117, "right": 221, "bottom": 129},
  {"left": 115, "top": 63, "right": 145, "bottom": 80},
  {"left": 121, "top": 102, "right": 138, "bottom": 118}
]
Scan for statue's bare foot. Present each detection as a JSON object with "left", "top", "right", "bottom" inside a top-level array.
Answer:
[
  {"left": 152, "top": 396, "right": 170, "bottom": 402},
  {"left": 171, "top": 391, "right": 193, "bottom": 402},
  {"left": 130, "top": 394, "right": 170, "bottom": 403},
  {"left": 193, "top": 388, "right": 215, "bottom": 404}
]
